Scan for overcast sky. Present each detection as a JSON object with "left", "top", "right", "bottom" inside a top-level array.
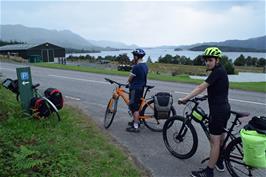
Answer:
[{"left": 1, "top": 0, "right": 265, "bottom": 47}]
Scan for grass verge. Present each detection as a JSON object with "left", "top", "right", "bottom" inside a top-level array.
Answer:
[
  {"left": 33, "top": 63, "right": 266, "bottom": 93},
  {"left": 0, "top": 85, "right": 145, "bottom": 177}
]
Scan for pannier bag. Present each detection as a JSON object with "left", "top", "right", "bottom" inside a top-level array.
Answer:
[
  {"left": 44, "top": 88, "right": 64, "bottom": 110},
  {"left": 240, "top": 129, "right": 266, "bottom": 168},
  {"left": 153, "top": 92, "right": 173, "bottom": 119},
  {"left": 2, "top": 78, "right": 19, "bottom": 94},
  {"left": 240, "top": 116, "right": 266, "bottom": 168},
  {"left": 30, "top": 97, "right": 50, "bottom": 118},
  {"left": 245, "top": 116, "right": 266, "bottom": 134}
]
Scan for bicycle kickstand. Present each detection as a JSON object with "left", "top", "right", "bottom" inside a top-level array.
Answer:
[{"left": 201, "top": 157, "right": 210, "bottom": 164}]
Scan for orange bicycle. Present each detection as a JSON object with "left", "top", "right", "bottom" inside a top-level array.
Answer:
[{"left": 104, "top": 78, "right": 176, "bottom": 132}]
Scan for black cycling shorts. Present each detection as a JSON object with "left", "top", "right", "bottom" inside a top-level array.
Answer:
[
  {"left": 129, "top": 88, "right": 144, "bottom": 112},
  {"left": 209, "top": 103, "right": 231, "bottom": 135}
]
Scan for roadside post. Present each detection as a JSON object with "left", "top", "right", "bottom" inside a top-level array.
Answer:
[{"left": 16, "top": 67, "right": 33, "bottom": 113}]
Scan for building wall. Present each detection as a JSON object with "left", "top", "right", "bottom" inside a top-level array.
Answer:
[
  {"left": 0, "top": 50, "right": 27, "bottom": 59},
  {"left": 0, "top": 43, "right": 65, "bottom": 63}
]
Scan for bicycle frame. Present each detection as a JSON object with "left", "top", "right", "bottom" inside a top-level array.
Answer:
[
  {"left": 183, "top": 98, "right": 247, "bottom": 165},
  {"left": 108, "top": 85, "right": 154, "bottom": 120}
]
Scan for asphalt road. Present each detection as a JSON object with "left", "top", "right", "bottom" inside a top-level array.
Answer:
[{"left": 1, "top": 62, "right": 266, "bottom": 177}]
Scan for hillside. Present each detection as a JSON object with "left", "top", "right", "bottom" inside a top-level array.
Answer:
[
  {"left": 0, "top": 24, "right": 103, "bottom": 50},
  {"left": 189, "top": 45, "right": 266, "bottom": 52}
]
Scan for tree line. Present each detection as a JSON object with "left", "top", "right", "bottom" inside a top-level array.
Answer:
[
  {"left": 234, "top": 54, "right": 266, "bottom": 67},
  {"left": 0, "top": 40, "right": 25, "bottom": 47},
  {"left": 67, "top": 53, "right": 266, "bottom": 75},
  {"left": 67, "top": 54, "right": 131, "bottom": 64}
]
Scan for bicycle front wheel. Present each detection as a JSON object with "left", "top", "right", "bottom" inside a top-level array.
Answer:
[
  {"left": 140, "top": 100, "right": 176, "bottom": 132},
  {"left": 225, "top": 137, "right": 266, "bottom": 177},
  {"left": 163, "top": 116, "right": 198, "bottom": 159},
  {"left": 104, "top": 98, "right": 118, "bottom": 129}
]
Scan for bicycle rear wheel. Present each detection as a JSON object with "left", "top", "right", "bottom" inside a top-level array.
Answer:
[
  {"left": 140, "top": 100, "right": 176, "bottom": 132},
  {"left": 163, "top": 116, "right": 198, "bottom": 159},
  {"left": 104, "top": 98, "right": 118, "bottom": 129},
  {"left": 225, "top": 137, "right": 266, "bottom": 177},
  {"left": 44, "top": 98, "right": 61, "bottom": 121}
]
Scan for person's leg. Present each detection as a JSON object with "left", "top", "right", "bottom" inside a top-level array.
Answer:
[
  {"left": 191, "top": 134, "right": 221, "bottom": 177},
  {"left": 191, "top": 114, "right": 223, "bottom": 177},
  {"left": 133, "top": 89, "right": 143, "bottom": 124},
  {"left": 208, "top": 134, "right": 222, "bottom": 168},
  {"left": 215, "top": 133, "right": 226, "bottom": 171},
  {"left": 133, "top": 111, "right": 140, "bottom": 128},
  {"left": 216, "top": 104, "right": 231, "bottom": 171},
  {"left": 126, "top": 89, "right": 142, "bottom": 132}
]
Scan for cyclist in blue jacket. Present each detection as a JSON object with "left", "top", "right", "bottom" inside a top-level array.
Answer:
[{"left": 127, "top": 48, "right": 148, "bottom": 133}]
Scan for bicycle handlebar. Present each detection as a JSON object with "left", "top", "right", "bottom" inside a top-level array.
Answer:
[
  {"left": 104, "top": 78, "right": 128, "bottom": 87},
  {"left": 178, "top": 95, "right": 208, "bottom": 105},
  {"left": 32, "top": 83, "right": 40, "bottom": 89}
]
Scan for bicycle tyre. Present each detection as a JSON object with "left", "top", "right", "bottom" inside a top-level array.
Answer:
[
  {"left": 225, "top": 137, "right": 266, "bottom": 177},
  {"left": 140, "top": 100, "right": 176, "bottom": 132},
  {"left": 163, "top": 115, "right": 198, "bottom": 159},
  {"left": 44, "top": 97, "right": 61, "bottom": 121},
  {"left": 104, "top": 98, "right": 118, "bottom": 129}
]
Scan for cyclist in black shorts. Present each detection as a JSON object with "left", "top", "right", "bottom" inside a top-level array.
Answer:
[
  {"left": 178, "top": 47, "right": 230, "bottom": 177},
  {"left": 126, "top": 48, "right": 148, "bottom": 133}
]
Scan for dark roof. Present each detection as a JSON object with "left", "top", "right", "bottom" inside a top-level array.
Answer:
[
  {"left": 0, "top": 43, "right": 40, "bottom": 51},
  {"left": 0, "top": 42, "right": 64, "bottom": 51}
]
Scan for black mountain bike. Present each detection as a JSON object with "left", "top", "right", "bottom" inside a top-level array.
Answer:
[{"left": 163, "top": 95, "right": 266, "bottom": 177}]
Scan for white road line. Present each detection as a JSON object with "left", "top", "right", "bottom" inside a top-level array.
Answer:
[
  {"left": 174, "top": 91, "right": 266, "bottom": 106},
  {"left": 40, "top": 75, "right": 266, "bottom": 106},
  {"left": 89, "top": 102, "right": 106, "bottom": 108},
  {"left": 65, "top": 95, "right": 81, "bottom": 101},
  {"left": 0, "top": 68, "right": 15, "bottom": 71},
  {"left": 229, "top": 98, "right": 266, "bottom": 106},
  {"left": 48, "top": 74, "right": 108, "bottom": 84},
  {"left": 174, "top": 91, "right": 191, "bottom": 95}
]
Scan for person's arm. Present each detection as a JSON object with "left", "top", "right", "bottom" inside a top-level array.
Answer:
[
  {"left": 178, "top": 82, "right": 209, "bottom": 103},
  {"left": 128, "top": 73, "right": 135, "bottom": 83},
  {"left": 128, "top": 65, "right": 137, "bottom": 83}
]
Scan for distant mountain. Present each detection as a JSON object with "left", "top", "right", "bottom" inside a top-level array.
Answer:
[
  {"left": 0, "top": 24, "right": 138, "bottom": 51},
  {"left": 0, "top": 24, "right": 102, "bottom": 50},
  {"left": 88, "top": 39, "right": 138, "bottom": 49},
  {"left": 189, "top": 45, "right": 266, "bottom": 53},
  {"left": 181, "top": 36, "right": 266, "bottom": 51}
]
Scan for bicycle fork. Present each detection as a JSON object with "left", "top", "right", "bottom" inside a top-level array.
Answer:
[{"left": 174, "top": 118, "right": 189, "bottom": 142}]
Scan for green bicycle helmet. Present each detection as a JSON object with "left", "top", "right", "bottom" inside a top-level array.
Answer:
[{"left": 203, "top": 47, "right": 222, "bottom": 59}]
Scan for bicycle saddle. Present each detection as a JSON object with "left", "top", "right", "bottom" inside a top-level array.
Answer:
[
  {"left": 231, "top": 111, "right": 250, "bottom": 118},
  {"left": 145, "top": 85, "right": 155, "bottom": 89}
]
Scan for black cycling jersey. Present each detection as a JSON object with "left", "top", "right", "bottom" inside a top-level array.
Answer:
[{"left": 205, "top": 64, "right": 229, "bottom": 105}]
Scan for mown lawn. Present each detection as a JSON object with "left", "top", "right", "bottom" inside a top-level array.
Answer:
[
  {"left": 0, "top": 85, "right": 145, "bottom": 177},
  {"left": 34, "top": 63, "right": 266, "bottom": 93}
]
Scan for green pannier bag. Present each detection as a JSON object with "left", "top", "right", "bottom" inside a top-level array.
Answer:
[{"left": 240, "top": 129, "right": 266, "bottom": 168}]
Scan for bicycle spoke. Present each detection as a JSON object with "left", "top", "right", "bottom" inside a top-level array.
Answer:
[{"left": 225, "top": 137, "right": 266, "bottom": 177}]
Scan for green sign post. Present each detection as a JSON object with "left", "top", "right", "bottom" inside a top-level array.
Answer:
[{"left": 16, "top": 67, "right": 33, "bottom": 113}]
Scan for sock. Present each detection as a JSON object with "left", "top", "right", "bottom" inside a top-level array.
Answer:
[{"left": 133, "top": 122, "right": 139, "bottom": 129}]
